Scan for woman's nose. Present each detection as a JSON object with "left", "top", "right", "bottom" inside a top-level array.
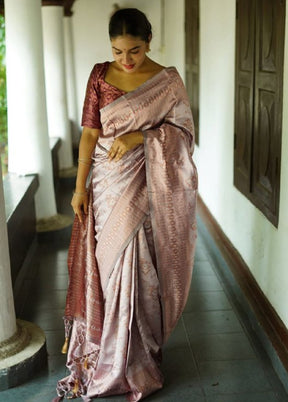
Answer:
[{"left": 123, "top": 53, "right": 132, "bottom": 63}]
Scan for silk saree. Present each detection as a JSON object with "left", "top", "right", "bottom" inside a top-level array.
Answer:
[{"left": 56, "top": 66, "right": 198, "bottom": 401}]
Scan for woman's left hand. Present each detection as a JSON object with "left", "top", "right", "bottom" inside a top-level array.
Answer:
[{"left": 108, "top": 131, "right": 143, "bottom": 162}]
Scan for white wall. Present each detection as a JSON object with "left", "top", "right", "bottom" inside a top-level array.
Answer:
[
  {"left": 163, "top": 0, "right": 185, "bottom": 79},
  {"left": 195, "top": 0, "right": 288, "bottom": 328},
  {"left": 69, "top": 0, "right": 288, "bottom": 328}
]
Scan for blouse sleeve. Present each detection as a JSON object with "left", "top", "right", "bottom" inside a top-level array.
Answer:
[{"left": 81, "top": 64, "right": 102, "bottom": 128}]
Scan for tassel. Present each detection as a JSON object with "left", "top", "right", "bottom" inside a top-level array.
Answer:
[
  {"left": 66, "top": 378, "right": 79, "bottom": 399},
  {"left": 61, "top": 337, "right": 69, "bottom": 354},
  {"left": 84, "top": 357, "right": 88, "bottom": 369},
  {"left": 72, "top": 379, "right": 79, "bottom": 395}
]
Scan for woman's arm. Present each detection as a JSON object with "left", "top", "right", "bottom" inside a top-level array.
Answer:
[{"left": 71, "top": 126, "right": 100, "bottom": 222}]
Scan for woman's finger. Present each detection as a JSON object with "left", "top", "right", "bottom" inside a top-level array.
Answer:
[
  {"left": 114, "top": 149, "right": 125, "bottom": 161},
  {"left": 75, "top": 208, "right": 83, "bottom": 223},
  {"left": 71, "top": 199, "right": 85, "bottom": 223},
  {"left": 83, "top": 199, "right": 89, "bottom": 215},
  {"left": 108, "top": 146, "right": 118, "bottom": 160}
]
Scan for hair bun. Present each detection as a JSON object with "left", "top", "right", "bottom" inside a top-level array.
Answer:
[{"left": 109, "top": 8, "right": 152, "bottom": 42}]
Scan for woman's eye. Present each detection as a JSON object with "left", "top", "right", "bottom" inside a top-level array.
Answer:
[
  {"left": 131, "top": 51, "right": 139, "bottom": 54},
  {"left": 115, "top": 52, "right": 122, "bottom": 55}
]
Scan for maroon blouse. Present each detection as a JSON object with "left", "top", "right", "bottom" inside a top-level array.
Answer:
[{"left": 81, "top": 62, "right": 126, "bottom": 129}]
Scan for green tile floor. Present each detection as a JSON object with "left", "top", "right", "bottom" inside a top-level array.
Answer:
[{"left": 1, "top": 184, "right": 288, "bottom": 402}]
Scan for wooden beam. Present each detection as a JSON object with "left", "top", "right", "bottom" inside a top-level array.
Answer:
[
  {"left": 42, "top": 1, "right": 65, "bottom": 5},
  {"left": 42, "top": 0, "right": 75, "bottom": 16},
  {"left": 64, "top": 0, "right": 75, "bottom": 16}
]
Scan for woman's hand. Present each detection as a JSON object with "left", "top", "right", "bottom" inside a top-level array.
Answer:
[
  {"left": 108, "top": 131, "right": 143, "bottom": 161},
  {"left": 71, "top": 191, "right": 89, "bottom": 224},
  {"left": 71, "top": 126, "right": 100, "bottom": 223}
]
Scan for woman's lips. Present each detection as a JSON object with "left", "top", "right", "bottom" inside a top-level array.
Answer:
[{"left": 123, "top": 64, "right": 135, "bottom": 70}]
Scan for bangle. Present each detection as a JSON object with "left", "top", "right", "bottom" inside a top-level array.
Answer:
[
  {"left": 78, "top": 158, "right": 92, "bottom": 166},
  {"left": 78, "top": 157, "right": 92, "bottom": 162},
  {"left": 73, "top": 189, "right": 88, "bottom": 196}
]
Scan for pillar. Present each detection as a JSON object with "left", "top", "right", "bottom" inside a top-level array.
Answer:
[
  {"left": 42, "top": 5, "right": 74, "bottom": 170},
  {"left": 0, "top": 163, "right": 16, "bottom": 343},
  {"left": 5, "top": 0, "right": 57, "bottom": 219},
  {"left": 64, "top": 11, "right": 80, "bottom": 146},
  {"left": 0, "top": 158, "right": 46, "bottom": 391}
]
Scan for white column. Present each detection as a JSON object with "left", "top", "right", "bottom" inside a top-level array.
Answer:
[
  {"left": 5, "top": 0, "right": 57, "bottom": 219},
  {"left": 0, "top": 163, "right": 16, "bottom": 343},
  {"left": 42, "top": 5, "right": 74, "bottom": 170},
  {"left": 64, "top": 14, "right": 80, "bottom": 146},
  {"left": 0, "top": 167, "right": 46, "bottom": 387}
]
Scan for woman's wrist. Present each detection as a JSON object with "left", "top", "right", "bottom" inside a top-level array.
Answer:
[
  {"left": 136, "top": 131, "right": 144, "bottom": 144},
  {"left": 75, "top": 183, "right": 87, "bottom": 192},
  {"left": 73, "top": 188, "right": 88, "bottom": 196},
  {"left": 78, "top": 158, "right": 92, "bottom": 167}
]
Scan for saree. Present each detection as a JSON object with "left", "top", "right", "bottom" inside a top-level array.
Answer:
[{"left": 56, "top": 66, "right": 198, "bottom": 401}]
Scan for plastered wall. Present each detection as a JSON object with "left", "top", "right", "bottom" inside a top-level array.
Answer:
[{"left": 70, "top": 0, "right": 288, "bottom": 328}]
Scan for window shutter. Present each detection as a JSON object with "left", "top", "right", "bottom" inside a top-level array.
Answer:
[
  {"left": 252, "top": 0, "right": 285, "bottom": 225},
  {"left": 234, "top": 0, "right": 256, "bottom": 194},
  {"left": 185, "top": 0, "right": 200, "bottom": 144},
  {"left": 234, "top": 0, "right": 285, "bottom": 226}
]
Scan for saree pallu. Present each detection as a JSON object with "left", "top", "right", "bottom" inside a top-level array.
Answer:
[{"left": 56, "top": 67, "right": 198, "bottom": 401}]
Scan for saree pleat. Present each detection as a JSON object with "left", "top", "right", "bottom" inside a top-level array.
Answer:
[
  {"left": 144, "top": 123, "right": 197, "bottom": 342},
  {"left": 56, "top": 67, "right": 197, "bottom": 401}
]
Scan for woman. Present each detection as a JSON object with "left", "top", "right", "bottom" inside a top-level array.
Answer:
[{"left": 56, "top": 8, "right": 198, "bottom": 402}]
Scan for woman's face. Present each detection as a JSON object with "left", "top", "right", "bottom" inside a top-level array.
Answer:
[{"left": 111, "top": 35, "right": 149, "bottom": 73}]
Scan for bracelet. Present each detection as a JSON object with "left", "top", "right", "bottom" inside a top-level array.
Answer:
[
  {"left": 78, "top": 157, "right": 92, "bottom": 162},
  {"left": 78, "top": 158, "right": 92, "bottom": 166},
  {"left": 73, "top": 189, "right": 88, "bottom": 196}
]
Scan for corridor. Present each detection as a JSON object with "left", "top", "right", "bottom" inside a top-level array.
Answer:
[{"left": 0, "top": 181, "right": 287, "bottom": 402}]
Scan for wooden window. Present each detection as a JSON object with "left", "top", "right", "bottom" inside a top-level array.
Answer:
[
  {"left": 234, "top": 0, "right": 285, "bottom": 227},
  {"left": 185, "top": 0, "right": 200, "bottom": 145}
]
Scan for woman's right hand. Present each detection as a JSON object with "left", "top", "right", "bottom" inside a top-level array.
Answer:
[
  {"left": 71, "top": 127, "right": 100, "bottom": 223},
  {"left": 108, "top": 131, "right": 144, "bottom": 162},
  {"left": 71, "top": 191, "right": 89, "bottom": 223}
]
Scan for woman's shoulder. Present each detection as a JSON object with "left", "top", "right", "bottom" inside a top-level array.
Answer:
[
  {"left": 164, "top": 65, "right": 180, "bottom": 77},
  {"left": 164, "top": 66, "right": 185, "bottom": 85},
  {"left": 89, "top": 61, "right": 110, "bottom": 80},
  {"left": 146, "top": 59, "right": 180, "bottom": 81},
  {"left": 145, "top": 58, "right": 165, "bottom": 74}
]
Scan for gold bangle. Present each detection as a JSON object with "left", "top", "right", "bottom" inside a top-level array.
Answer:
[
  {"left": 73, "top": 189, "right": 88, "bottom": 196},
  {"left": 78, "top": 158, "right": 92, "bottom": 162},
  {"left": 78, "top": 159, "right": 92, "bottom": 166},
  {"left": 78, "top": 158, "right": 91, "bottom": 162}
]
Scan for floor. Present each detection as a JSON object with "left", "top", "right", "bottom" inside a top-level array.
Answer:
[{"left": 1, "top": 183, "right": 288, "bottom": 402}]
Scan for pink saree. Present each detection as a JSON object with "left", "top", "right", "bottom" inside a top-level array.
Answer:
[{"left": 56, "top": 67, "right": 198, "bottom": 401}]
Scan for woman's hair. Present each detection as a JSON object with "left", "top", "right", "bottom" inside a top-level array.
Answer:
[{"left": 109, "top": 8, "right": 152, "bottom": 42}]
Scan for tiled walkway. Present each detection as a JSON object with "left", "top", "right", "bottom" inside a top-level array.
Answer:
[{"left": 1, "top": 184, "right": 288, "bottom": 402}]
